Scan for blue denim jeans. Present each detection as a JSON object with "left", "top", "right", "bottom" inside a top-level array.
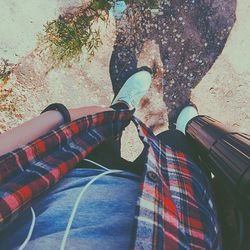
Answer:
[{"left": 1, "top": 169, "right": 140, "bottom": 250}]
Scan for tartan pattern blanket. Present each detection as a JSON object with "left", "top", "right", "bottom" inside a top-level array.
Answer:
[{"left": 0, "top": 110, "right": 220, "bottom": 249}]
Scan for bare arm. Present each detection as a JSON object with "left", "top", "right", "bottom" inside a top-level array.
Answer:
[{"left": 0, "top": 106, "right": 113, "bottom": 156}]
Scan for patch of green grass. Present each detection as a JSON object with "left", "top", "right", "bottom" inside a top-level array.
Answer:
[
  {"left": 0, "top": 59, "right": 12, "bottom": 82},
  {"left": 0, "top": 59, "right": 13, "bottom": 103},
  {"left": 37, "top": 0, "right": 160, "bottom": 69},
  {"left": 37, "top": 5, "right": 109, "bottom": 69}
]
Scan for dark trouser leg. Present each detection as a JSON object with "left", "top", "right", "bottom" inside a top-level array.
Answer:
[
  {"left": 156, "top": 129, "right": 192, "bottom": 156},
  {"left": 109, "top": 6, "right": 148, "bottom": 96},
  {"left": 132, "top": 129, "right": 194, "bottom": 176}
]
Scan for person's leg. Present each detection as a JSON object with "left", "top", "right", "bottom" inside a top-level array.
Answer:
[
  {"left": 109, "top": 5, "right": 150, "bottom": 96},
  {"left": 156, "top": 129, "right": 191, "bottom": 155},
  {"left": 157, "top": 0, "right": 236, "bottom": 124}
]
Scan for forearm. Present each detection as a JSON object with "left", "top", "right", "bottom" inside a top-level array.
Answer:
[
  {"left": 0, "top": 106, "right": 112, "bottom": 156},
  {"left": 69, "top": 106, "right": 113, "bottom": 121}
]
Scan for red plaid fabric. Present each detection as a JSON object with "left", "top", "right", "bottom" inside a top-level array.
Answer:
[
  {"left": 0, "top": 110, "right": 220, "bottom": 249},
  {"left": 132, "top": 117, "right": 220, "bottom": 249}
]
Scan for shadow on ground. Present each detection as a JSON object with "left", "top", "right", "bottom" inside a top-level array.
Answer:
[{"left": 109, "top": 0, "right": 236, "bottom": 123}]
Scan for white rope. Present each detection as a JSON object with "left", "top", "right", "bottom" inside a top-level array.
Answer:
[
  {"left": 60, "top": 169, "right": 123, "bottom": 250},
  {"left": 18, "top": 158, "right": 119, "bottom": 250},
  {"left": 18, "top": 207, "right": 36, "bottom": 250},
  {"left": 82, "top": 158, "right": 110, "bottom": 171}
]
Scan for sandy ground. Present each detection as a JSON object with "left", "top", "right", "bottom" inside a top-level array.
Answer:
[{"left": 0, "top": 0, "right": 249, "bottom": 160}]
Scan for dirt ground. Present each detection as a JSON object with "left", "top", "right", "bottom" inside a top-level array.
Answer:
[{"left": 0, "top": 0, "right": 249, "bottom": 160}]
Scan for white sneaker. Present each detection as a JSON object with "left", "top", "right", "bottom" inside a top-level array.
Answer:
[
  {"left": 111, "top": 68, "right": 152, "bottom": 109},
  {"left": 176, "top": 105, "right": 198, "bottom": 134}
]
